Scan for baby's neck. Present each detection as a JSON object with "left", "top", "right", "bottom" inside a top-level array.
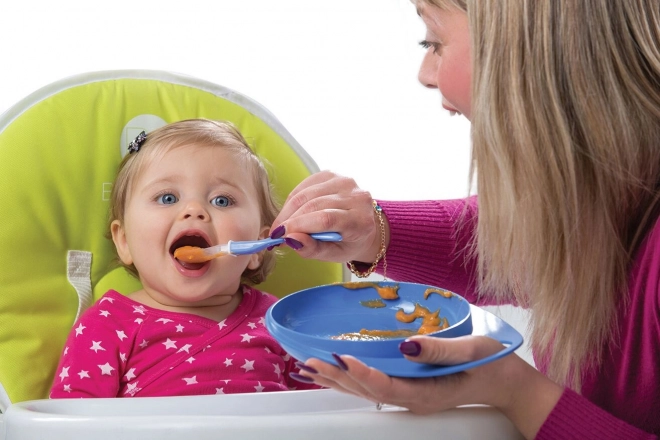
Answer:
[{"left": 128, "top": 288, "right": 243, "bottom": 323}]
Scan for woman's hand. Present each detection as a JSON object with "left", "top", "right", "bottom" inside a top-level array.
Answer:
[
  {"left": 270, "top": 170, "right": 387, "bottom": 263},
  {"left": 297, "top": 335, "right": 563, "bottom": 440}
]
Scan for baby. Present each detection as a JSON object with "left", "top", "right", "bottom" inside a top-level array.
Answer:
[{"left": 50, "top": 119, "right": 318, "bottom": 397}]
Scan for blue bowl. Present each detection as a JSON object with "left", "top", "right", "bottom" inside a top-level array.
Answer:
[{"left": 266, "top": 281, "right": 472, "bottom": 360}]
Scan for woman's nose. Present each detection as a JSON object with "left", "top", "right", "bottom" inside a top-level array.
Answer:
[
  {"left": 418, "top": 51, "right": 438, "bottom": 89},
  {"left": 180, "top": 201, "right": 210, "bottom": 221}
]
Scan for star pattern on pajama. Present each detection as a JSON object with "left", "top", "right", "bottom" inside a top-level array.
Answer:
[{"left": 50, "top": 286, "right": 320, "bottom": 399}]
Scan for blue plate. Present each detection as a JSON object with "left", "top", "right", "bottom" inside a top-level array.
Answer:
[{"left": 266, "top": 281, "right": 524, "bottom": 378}]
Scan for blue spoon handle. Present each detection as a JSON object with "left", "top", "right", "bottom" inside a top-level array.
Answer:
[{"left": 228, "top": 232, "right": 342, "bottom": 255}]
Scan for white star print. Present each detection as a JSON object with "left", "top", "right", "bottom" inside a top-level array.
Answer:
[
  {"left": 98, "top": 363, "right": 115, "bottom": 375},
  {"left": 215, "top": 388, "right": 225, "bottom": 394},
  {"left": 258, "top": 317, "right": 266, "bottom": 326},
  {"left": 120, "top": 352, "right": 127, "bottom": 362},
  {"left": 116, "top": 330, "right": 127, "bottom": 341},
  {"left": 247, "top": 322, "right": 257, "bottom": 329},
  {"left": 132, "top": 305, "right": 146, "bottom": 315},
  {"left": 263, "top": 347, "right": 272, "bottom": 354},
  {"left": 175, "top": 324, "right": 184, "bottom": 332},
  {"left": 186, "top": 356, "right": 196, "bottom": 364},
  {"left": 254, "top": 382, "right": 265, "bottom": 392},
  {"left": 124, "top": 368, "right": 136, "bottom": 381},
  {"left": 240, "top": 333, "right": 255, "bottom": 343},
  {"left": 139, "top": 339, "right": 149, "bottom": 348},
  {"left": 221, "top": 379, "right": 231, "bottom": 384},
  {"left": 177, "top": 344, "right": 192, "bottom": 354},
  {"left": 64, "top": 347, "right": 69, "bottom": 356},
  {"left": 63, "top": 384, "right": 71, "bottom": 393},
  {"left": 135, "top": 318, "right": 143, "bottom": 324},
  {"left": 241, "top": 360, "right": 255, "bottom": 372},
  {"left": 125, "top": 382, "right": 140, "bottom": 396},
  {"left": 283, "top": 353, "right": 291, "bottom": 361},
  {"left": 99, "top": 310, "right": 110, "bottom": 317},
  {"left": 155, "top": 318, "right": 173, "bottom": 324},
  {"left": 75, "top": 323, "right": 86, "bottom": 336},
  {"left": 100, "top": 297, "right": 114, "bottom": 303},
  {"left": 59, "top": 366, "right": 69, "bottom": 381},
  {"left": 273, "top": 363, "right": 282, "bottom": 377},
  {"left": 78, "top": 370, "right": 90, "bottom": 379},
  {"left": 162, "top": 338, "right": 177, "bottom": 349},
  {"left": 218, "top": 319, "right": 227, "bottom": 330},
  {"left": 183, "top": 376, "right": 198, "bottom": 385},
  {"left": 223, "top": 358, "right": 233, "bottom": 367},
  {"left": 90, "top": 341, "right": 105, "bottom": 353}
]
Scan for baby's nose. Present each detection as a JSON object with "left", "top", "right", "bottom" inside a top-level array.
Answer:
[{"left": 181, "top": 202, "right": 209, "bottom": 221}]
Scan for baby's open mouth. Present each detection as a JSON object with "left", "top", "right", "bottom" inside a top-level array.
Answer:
[{"left": 171, "top": 235, "right": 210, "bottom": 270}]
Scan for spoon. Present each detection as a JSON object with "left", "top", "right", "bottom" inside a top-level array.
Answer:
[{"left": 174, "top": 232, "right": 342, "bottom": 263}]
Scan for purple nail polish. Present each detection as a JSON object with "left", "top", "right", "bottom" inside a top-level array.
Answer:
[
  {"left": 270, "top": 225, "right": 286, "bottom": 239},
  {"left": 289, "top": 372, "right": 316, "bottom": 384},
  {"left": 399, "top": 340, "right": 421, "bottom": 357},
  {"left": 332, "top": 353, "right": 349, "bottom": 371},
  {"left": 295, "top": 362, "right": 319, "bottom": 374},
  {"left": 284, "top": 237, "right": 304, "bottom": 250}
]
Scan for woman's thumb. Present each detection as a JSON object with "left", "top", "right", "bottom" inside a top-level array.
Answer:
[{"left": 399, "top": 335, "right": 504, "bottom": 365}]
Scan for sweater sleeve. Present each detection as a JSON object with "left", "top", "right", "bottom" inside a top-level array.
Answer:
[
  {"left": 536, "top": 388, "right": 657, "bottom": 440},
  {"left": 376, "top": 197, "right": 488, "bottom": 303}
]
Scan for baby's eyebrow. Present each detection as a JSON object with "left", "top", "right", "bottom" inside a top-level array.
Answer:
[{"left": 139, "top": 176, "right": 183, "bottom": 192}]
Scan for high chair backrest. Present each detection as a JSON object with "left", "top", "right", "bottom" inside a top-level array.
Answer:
[{"left": 0, "top": 70, "right": 347, "bottom": 409}]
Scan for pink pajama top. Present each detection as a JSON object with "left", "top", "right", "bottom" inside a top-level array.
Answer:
[
  {"left": 49, "top": 286, "right": 317, "bottom": 398},
  {"left": 378, "top": 197, "right": 659, "bottom": 439}
]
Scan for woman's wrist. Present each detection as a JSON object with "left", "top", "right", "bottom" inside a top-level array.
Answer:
[
  {"left": 496, "top": 357, "right": 564, "bottom": 439},
  {"left": 347, "top": 201, "right": 390, "bottom": 278}
]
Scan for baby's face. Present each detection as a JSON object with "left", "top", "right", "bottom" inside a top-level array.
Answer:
[{"left": 113, "top": 144, "right": 267, "bottom": 306}]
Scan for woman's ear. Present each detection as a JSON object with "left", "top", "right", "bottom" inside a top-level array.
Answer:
[
  {"left": 247, "top": 226, "right": 270, "bottom": 270},
  {"left": 111, "top": 220, "right": 133, "bottom": 265}
]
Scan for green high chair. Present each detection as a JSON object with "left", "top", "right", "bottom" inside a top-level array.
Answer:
[{"left": 0, "top": 70, "right": 347, "bottom": 409}]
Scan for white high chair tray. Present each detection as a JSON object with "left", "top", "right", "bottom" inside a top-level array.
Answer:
[{"left": 1, "top": 389, "right": 522, "bottom": 440}]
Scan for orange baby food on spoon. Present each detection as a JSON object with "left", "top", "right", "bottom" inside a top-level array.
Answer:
[{"left": 174, "top": 246, "right": 223, "bottom": 263}]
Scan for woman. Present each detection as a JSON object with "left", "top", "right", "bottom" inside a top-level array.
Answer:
[{"left": 270, "top": 1, "right": 660, "bottom": 439}]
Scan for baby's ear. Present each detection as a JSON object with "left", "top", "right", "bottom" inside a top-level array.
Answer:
[
  {"left": 111, "top": 220, "right": 133, "bottom": 265},
  {"left": 247, "top": 226, "right": 270, "bottom": 270}
]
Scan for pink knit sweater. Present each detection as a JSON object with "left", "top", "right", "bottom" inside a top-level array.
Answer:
[{"left": 378, "top": 197, "right": 659, "bottom": 439}]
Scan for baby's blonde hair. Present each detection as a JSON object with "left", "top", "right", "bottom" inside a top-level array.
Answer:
[
  {"left": 108, "top": 119, "right": 280, "bottom": 285},
  {"left": 415, "top": 0, "right": 660, "bottom": 390}
]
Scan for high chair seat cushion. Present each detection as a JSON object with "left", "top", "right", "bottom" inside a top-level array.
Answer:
[{"left": 0, "top": 70, "right": 345, "bottom": 408}]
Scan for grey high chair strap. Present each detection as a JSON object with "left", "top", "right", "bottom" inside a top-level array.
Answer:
[{"left": 66, "top": 250, "right": 93, "bottom": 323}]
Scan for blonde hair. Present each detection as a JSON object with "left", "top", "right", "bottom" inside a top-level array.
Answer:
[
  {"left": 109, "top": 119, "right": 280, "bottom": 285},
  {"left": 416, "top": 0, "right": 660, "bottom": 389}
]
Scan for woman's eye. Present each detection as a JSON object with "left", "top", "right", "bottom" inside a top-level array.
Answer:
[
  {"left": 419, "top": 40, "right": 441, "bottom": 54},
  {"left": 211, "top": 195, "right": 232, "bottom": 208},
  {"left": 157, "top": 193, "right": 178, "bottom": 205}
]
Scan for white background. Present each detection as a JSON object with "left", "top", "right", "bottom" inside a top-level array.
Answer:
[{"left": 0, "top": 0, "right": 472, "bottom": 201}]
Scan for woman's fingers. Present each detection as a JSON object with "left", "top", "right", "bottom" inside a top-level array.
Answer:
[
  {"left": 401, "top": 335, "right": 506, "bottom": 365},
  {"left": 269, "top": 170, "right": 380, "bottom": 262},
  {"left": 272, "top": 171, "right": 365, "bottom": 229}
]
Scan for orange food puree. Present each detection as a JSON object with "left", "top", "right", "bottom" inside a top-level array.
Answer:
[
  {"left": 423, "top": 287, "right": 454, "bottom": 299},
  {"left": 174, "top": 246, "right": 205, "bottom": 262},
  {"left": 342, "top": 282, "right": 400, "bottom": 300},
  {"left": 173, "top": 246, "right": 223, "bottom": 263},
  {"left": 334, "top": 303, "right": 450, "bottom": 340}
]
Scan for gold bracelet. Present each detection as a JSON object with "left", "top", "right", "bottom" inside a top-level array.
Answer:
[{"left": 347, "top": 200, "right": 387, "bottom": 279}]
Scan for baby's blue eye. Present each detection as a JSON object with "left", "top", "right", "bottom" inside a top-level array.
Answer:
[
  {"left": 211, "top": 195, "right": 232, "bottom": 208},
  {"left": 157, "top": 193, "right": 178, "bottom": 205}
]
